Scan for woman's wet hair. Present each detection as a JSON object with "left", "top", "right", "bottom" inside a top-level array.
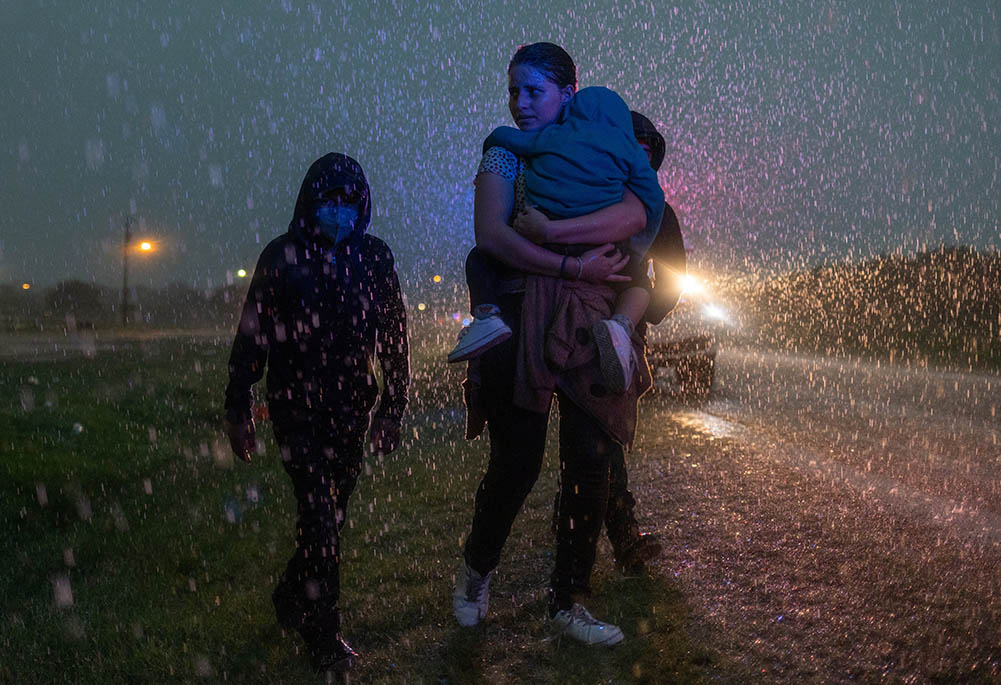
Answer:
[{"left": 508, "top": 42, "right": 577, "bottom": 91}]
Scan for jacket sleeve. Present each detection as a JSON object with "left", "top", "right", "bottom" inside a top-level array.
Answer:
[
  {"left": 483, "top": 125, "right": 540, "bottom": 157},
  {"left": 644, "top": 202, "right": 687, "bottom": 325},
  {"left": 624, "top": 139, "right": 666, "bottom": 256},
  {"left": 224, "top": 248, "right": 273, "bottom": 424},
  {"left": 372, "top": 244, "right": 410, "bottom": 422}
]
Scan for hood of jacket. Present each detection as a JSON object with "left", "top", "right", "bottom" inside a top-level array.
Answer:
[
  {"left": 288, "top": 152, "right": 372, "bottom": 245},
  {"left": 560, "top": 86, "right": 634, "bottom": 133},
  {"left": 630, "top": 111, "right": 665, "bottom": 172}
]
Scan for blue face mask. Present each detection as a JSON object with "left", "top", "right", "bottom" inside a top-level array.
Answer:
[{"left": 314, "top": 203, "right": 359, "bottom": 244}]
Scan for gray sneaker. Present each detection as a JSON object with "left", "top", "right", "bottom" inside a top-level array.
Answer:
[
  {"left": 452, "top": 560, "right": 494, "bottom": 627},
  {"left": 447, "top": 314, "right": 512, "bottom": 363},
  {"left": 592, "top": 319, "right": 635, "bottom": 393},
  {"left": 550, "top": 603, "right": 624, "bottom": 646}
]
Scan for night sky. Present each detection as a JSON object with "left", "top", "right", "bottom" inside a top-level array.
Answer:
[{"left": 2, "top": 1, "right": 998, "bottom": 291}]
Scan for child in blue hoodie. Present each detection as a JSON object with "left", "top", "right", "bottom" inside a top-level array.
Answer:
[{"left": 449, "top": 87, "right": 664, "bottom": 393}]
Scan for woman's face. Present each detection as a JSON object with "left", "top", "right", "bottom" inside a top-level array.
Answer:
[{"left": 508, "top": 64, "right": 573, "bottom": 131}]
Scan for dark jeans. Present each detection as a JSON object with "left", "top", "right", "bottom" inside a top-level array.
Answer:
[
  {"left": 462, "top": 294, "right": 616, "bottom": 613},
  {"left": 551, "top": 440, "right": 641, "bottom": 558},
  {"left": 605, "top": 447, "right": 641, "bottom": 556},
  {"left": 465, "top": 246, "right": 518, "bottom": 312},
  {"left": 270, "top": 417, "right": 365, "bottom": 644}
]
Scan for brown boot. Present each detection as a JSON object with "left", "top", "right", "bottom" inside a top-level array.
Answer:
[
  {"left": 614, "top": 533, "right": 662, "bottom": 574},
  {"left": 311, "top": 634, "right": 359, "bottom": 673}
]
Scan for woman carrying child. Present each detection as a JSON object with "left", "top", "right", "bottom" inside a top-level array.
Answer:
[{"left": 451, "top": 42, "right": 657, "bottom": 647}]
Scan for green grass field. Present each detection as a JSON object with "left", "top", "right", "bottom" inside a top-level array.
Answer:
[{"left": 1, "top": 337, "right": 708, "bottom": 683}]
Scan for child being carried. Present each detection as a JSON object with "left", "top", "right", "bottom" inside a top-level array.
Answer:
[{"left": 449, "top": 86, "right": 664, "bottom": 393}]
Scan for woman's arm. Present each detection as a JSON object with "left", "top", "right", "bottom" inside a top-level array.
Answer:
[
  {"left": 513, "top": 188, "right": 646, "bottom": 245},
  {"left": 474, "top": 172, "right": 563, "bottom": 276},
  {"left": 475, "top": 172, "right": 630, "bottom": 282}
]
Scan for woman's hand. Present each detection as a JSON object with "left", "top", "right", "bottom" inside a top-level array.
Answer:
[
  {"left": 578, "top": 244, "right": 631, "bottom": 283},
  {"left": 512, "top": 206, "right": 551, "bottom": 244}
]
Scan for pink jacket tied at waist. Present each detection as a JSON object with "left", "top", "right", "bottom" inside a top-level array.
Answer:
[{"left": 514, "top": 274, "right": 651, "bottom": 448}]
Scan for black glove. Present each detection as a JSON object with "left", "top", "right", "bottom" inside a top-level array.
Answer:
[
  {"left": 368, "top": 417, "right": 401, "bottom": 456},
  {"left": 226, "top": 418, "right": 256, "bottom": 463}
]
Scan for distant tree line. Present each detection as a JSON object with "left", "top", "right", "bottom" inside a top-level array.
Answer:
[
  {"left": 0, "top": 280, "right": 248, "bottom": 332},
  {"left": 736, "top": 245, "right": 1001, "bottom": 371}
]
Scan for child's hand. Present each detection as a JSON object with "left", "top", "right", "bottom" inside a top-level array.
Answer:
[
  {"left": 512, "top": 206, "right": 551, "bottom": 244},
  {"left": 226, "top": 418, "right": 256, "bottom": 463},
  {"left": 369, "top": 417, "right": 401, "bottom": 456}
]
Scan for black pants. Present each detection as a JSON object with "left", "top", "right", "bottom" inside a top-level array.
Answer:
[
  {"left": 270, "top": 416, "right": 365, "bottom": 644},
  {"left": 605, "top": 447, "right": 641, "bottom": 555},
  {"left": 551, "top": 440, "right": 641, "bottom": 558},
  {"left": 462, "top": 294, "right": 616, "bottom": 612}
]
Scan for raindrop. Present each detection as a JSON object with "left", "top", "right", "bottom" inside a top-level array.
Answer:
[
  {"left": 52, "top": 575, "right": 74, "bottom": 608},
  {"left": 192, "top": 655, "right": 212, "bottom": 678},
  {"left": 223, "top": 497, "right": 242, "bottom": 524}
]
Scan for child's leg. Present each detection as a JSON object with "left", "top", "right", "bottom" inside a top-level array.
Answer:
[
  {"left": 449, "top": 247, "right": 513, "bottom": 363},
  {"left": 611, "top": 287, "right": 651, "bottom": 335},
  {"left": 271, "top": 420, "right": 364, "bottom": 669},
  {"left": 592, "top": 252, "right": 651, "bottom": 392},
  {"left": 465, "top": 247, "right": 502, "bottom": 314}
]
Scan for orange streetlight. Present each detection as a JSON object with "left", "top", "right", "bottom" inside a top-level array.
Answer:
[
  {"left": 121, "top": 218, "right": 158, "bottom": 325},
  {"left": 22, "top": 282, "right": 31, "bottom": 290}
]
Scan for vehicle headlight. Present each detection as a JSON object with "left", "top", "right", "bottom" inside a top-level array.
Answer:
[{"left": 702, "top": 304, "right": 728, "bottom": 322}]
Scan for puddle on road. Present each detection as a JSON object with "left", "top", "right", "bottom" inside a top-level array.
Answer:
[{"left": 673, "top": 410, "right": 748, "bottom": 440}]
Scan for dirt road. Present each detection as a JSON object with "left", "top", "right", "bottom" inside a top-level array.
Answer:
[{"left": 633, "top": 348, "right": 1000, "bottom": 681}]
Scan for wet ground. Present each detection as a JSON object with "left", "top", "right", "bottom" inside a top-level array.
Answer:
[
  {"left": 6, "top": 330, "right": 998, "bottom": 680},
  {"left": 634, "top": 348, "right": 1001, "bottom": 681}
]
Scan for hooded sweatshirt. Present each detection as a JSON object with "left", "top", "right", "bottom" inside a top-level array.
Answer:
[
  {"left": 629, "top": 111, "right": 687, "bottom": 325},
  {"left": 483, "top": 86, "right": 665, "bottom": 257},
  {"left": 224, "top": 153, "right": 409, "bottom": 429}
]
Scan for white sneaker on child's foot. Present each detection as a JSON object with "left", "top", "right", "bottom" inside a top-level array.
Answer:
[
  {"left": 550, "top": 603, "right": 624, "bottom": 647},
  {"left": 447, "top": 314, "right": 511, "bottom": 363},
  {"left": 592, "top": 319, "right": 635, "bottom": 392},
  {"left": 452, "top": 560, "right": 494, "bottom": 627}
]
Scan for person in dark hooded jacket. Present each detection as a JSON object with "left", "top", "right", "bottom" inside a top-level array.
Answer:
[
  {"left": 541, "top": 110, "right": 685, "bottom": 574},
  {"left": 224, "top": 152, "right": 409, "bottom": 672},
  {"left": 599, "top": 111, "right": 686, "bottom": 572}
]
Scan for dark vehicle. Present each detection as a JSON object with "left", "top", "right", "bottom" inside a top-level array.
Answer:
[
  {"left": 645, "top": 275, "right": 726, "bottom": 396},
  {"left": 647, "top": 333, "right": 716, "bottom": 395}
]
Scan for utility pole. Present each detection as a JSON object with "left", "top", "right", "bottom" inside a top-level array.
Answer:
[{"left": 122, "top": 215, "right": 133, "bottom": 326}]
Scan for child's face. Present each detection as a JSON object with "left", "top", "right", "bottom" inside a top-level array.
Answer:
[
  {"left": 507, "top": 64, "right": 573, "bottom": 132},
  {"left": 638, "top": 141, "right": 654, "bottom": 167}
]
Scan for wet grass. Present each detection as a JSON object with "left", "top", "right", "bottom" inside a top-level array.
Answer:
[{"left": 0, "top": 337, "right": 710, "bottom": 683}]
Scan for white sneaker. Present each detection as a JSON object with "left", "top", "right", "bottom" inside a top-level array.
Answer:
[
  {"left": 592, "top": 319, "right": 635, "bottom": 393},
  {"left": 550, "top": 603, "right": 624, "bottom": 647},
  {"left": 447, "top": 314, "right": 512, "bottom": 363},
  {"left": 452, "top": 560, "right": 494, "bottom": 627}
]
